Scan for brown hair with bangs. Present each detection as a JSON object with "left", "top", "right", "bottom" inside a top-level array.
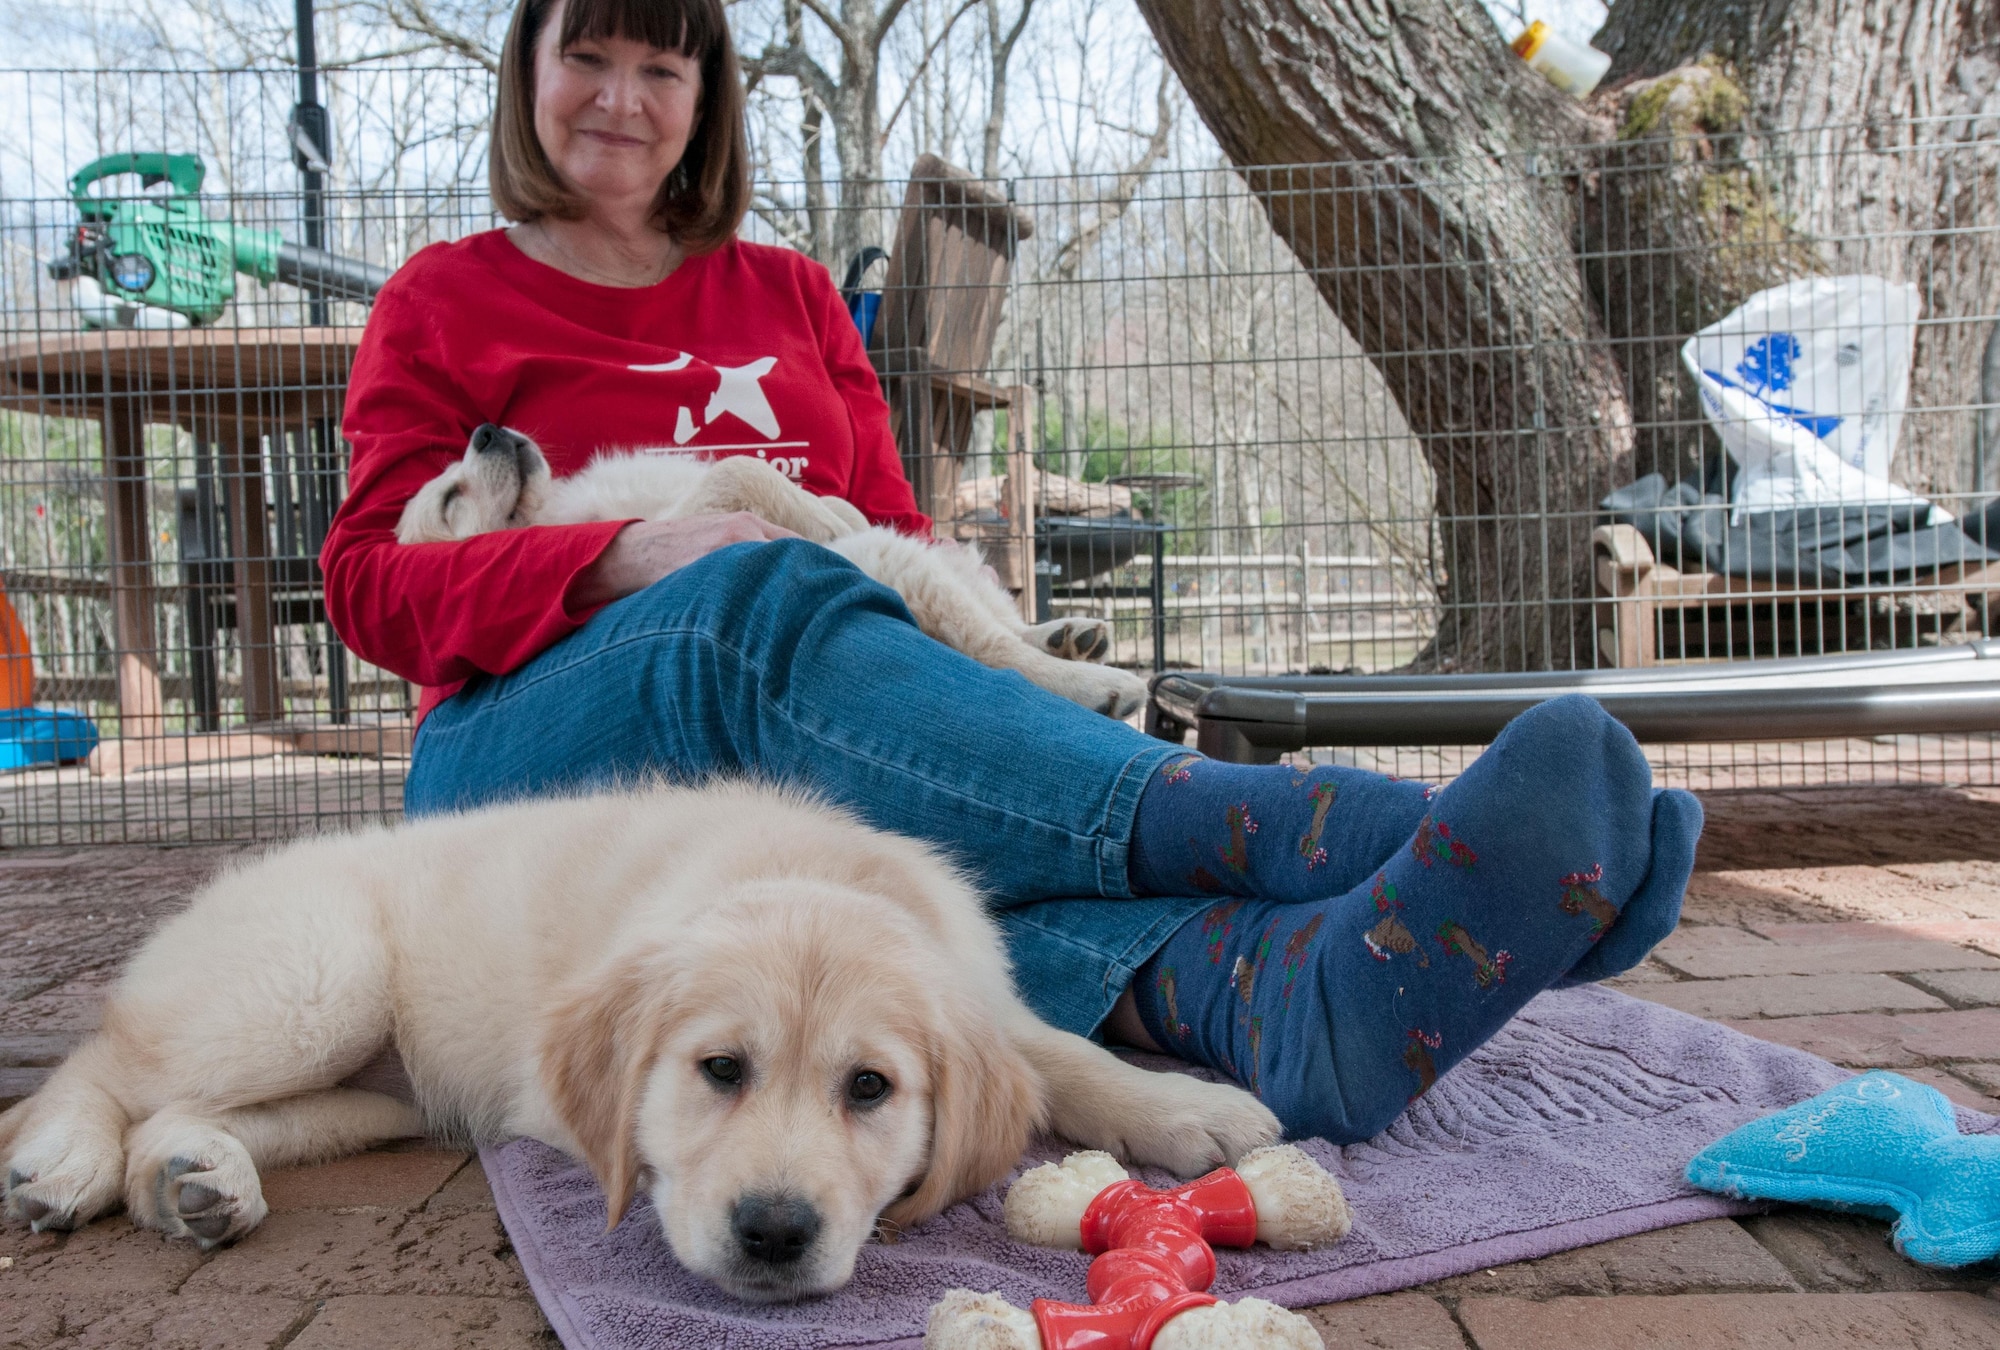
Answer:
[{"left": 490, "top": 0, "right": 749, "bottom": 254}]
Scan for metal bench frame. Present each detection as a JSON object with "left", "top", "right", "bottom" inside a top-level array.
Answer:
[{"left": 1146, "top": 644, "right": 2000, "bottom": 763}]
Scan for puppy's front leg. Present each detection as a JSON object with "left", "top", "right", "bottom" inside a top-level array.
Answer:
[
  {"left": 684, "top": 457, "right": 854, "bottom": 542},
  {"left": 2, "top": 1041, "right": 132, "bottom": 1231},
  {"left": 828, "top": 531, "right": 1150, "bottom": 718},
  {"left": 123, "top": 1089, "right": 423, "bottom": 1246},
  {"left": 1008, "top": 1017, "right": 1279, "bottom": 1175}
]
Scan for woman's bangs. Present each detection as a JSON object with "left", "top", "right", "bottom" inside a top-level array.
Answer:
[{"left": 557, "top": 0, "right": 719, "bottom": 57}]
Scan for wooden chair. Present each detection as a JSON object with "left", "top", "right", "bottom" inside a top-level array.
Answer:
[
  {"left": 1591, "top": 522, "right": 2000, "bottom": 666},
  {"left": 870, "top": 155, "right": 1037, "bottom": 617}
]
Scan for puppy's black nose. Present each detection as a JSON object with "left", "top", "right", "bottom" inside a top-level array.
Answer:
[
  {"left": 471, "top": 423, "right": 509, "bottom": 455},
  {"left": 731, "top": 1194, "right": 821, "bottom": 1266}
]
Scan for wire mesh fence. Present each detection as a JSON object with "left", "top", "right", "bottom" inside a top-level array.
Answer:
[{"left": 3, "top": 63, "right": 1998, "bottom": 846}]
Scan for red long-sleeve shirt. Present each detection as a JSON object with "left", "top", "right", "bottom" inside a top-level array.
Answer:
[{"left": 322, "top": 230, "right": 929, "bottom": 725}]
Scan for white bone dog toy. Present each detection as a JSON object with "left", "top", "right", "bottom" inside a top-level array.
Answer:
[{"left": 924, "top": 1145, "right": 1351, "bottom": 1350}]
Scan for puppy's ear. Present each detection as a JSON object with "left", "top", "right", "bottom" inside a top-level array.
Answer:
[
  {"left": 540, "top": 955, "right": 680, "bottom": 1230},
  {"left": 879, "top": 990, "right": 1045, "bottom": 1234},
  {"left": 394, "top": 476, "right": 452, "bottom": 545},
  {"left": 516, "top": 435, "right": 551, "bottom": 481},
  {"left": 509, "top": 438, "right": 553, "bottom": 524}
]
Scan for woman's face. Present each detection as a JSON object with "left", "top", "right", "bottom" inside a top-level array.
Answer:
[{"left": 532, "top": 1, "right": 703, "bottom": 217}]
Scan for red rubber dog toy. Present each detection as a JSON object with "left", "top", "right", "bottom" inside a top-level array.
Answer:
[
  {"left": 1034, "top": 1165, "right": 1256, "bottom": 1349},
  {"left": 926, "top": 1145, "right": 1350, "bottom": 1350}
]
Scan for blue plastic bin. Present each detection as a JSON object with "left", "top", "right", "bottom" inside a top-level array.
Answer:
[{"left": 0, "top": 707, "right": 101, "bottom": 770}]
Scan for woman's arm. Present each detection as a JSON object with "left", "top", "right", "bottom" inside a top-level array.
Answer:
[
  {"left": 324, "top": 247, "right": 931, "bottom": 691},
  {"left": 567, "top": 512, "right": 801, "bottom": 607},
  {"left": 809, "top": 262, "right": 933, "bottom": 537},
  {"left": 325, "top": 271, "right": 811, "bottom": 689},
  {"left": 321, "top": 279, "right": 638, "bottom": 688}
]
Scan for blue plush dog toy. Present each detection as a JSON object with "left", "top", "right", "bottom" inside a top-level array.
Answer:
[{"left": 1686, "top": 1071, "right": 2000, "bottom": 1268}]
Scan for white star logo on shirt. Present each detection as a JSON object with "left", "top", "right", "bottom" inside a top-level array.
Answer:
[
  {"left": 705, "top": 357, "right": 780, "bottom": 440},
  {"left": 628, "top": 353, "right": 783, "bottom": 445}
]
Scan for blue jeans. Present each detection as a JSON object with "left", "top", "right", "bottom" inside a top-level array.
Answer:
[{"left": 403, "top": 538, "right": 1208, "bottom": 1037}]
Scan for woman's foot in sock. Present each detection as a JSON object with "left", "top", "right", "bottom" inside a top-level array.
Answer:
[
  {"left": 1128, "top": 694, "right": 1704, "bottom": 1142},
  {"left": 1128, "top": 755, "right": 1437, "bottom": 903},
  {"left": 1561, "top": 785, "right": 1703, "bottom": 985}
]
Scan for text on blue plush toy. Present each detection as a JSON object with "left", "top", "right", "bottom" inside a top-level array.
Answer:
[{"left": 1685, "top": 1071, "right": 2000, "bottom": 1268}]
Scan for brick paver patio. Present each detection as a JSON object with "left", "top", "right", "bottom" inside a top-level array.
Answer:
[{"left": 4, "top": 786, "right": 1999, "bottom": 1347}]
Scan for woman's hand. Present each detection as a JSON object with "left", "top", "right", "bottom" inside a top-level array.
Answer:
[{"left": 571, "top": 513, "right": 801, "bottom": 609}]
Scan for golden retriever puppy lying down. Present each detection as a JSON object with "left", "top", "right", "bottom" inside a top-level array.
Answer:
[{"left": 0, "top": 784, "right": 1277, "bottom": 1302}]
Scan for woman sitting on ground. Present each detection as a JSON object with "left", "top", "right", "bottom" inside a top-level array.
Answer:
[{"left": 322, "top": 0, "right": 1703, "bottom": 1146}]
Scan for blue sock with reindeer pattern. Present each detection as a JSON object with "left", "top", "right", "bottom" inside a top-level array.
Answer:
[
  {"left": 1126, "top": 694, "right": 1703, "bottom": 1142},
  {"left": 1128, "top": 749, "right": 1439, "bottom": 904}
]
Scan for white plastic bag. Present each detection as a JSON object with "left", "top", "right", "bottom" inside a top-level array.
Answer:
[{"left": 1681, "top": 275, "right": 1930, "bottom": 521}]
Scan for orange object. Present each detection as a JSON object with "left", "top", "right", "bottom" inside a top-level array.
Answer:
[
  {"left": 1510, "top": 19, "right": 1549, "bottom": 60},
  {"left": 0, "top": 579, "right": 32, "bottom": 709}
]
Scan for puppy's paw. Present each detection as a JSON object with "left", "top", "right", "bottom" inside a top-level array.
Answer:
[
  {"left": 1024, "top": 618, "right": 1112, "bottom": 663},
  {"left": 159, "top": 1155, "right": 265, "bottom": 1245},
  {"left": 125, "top": 1116, "right": 267, "bottom": 1247},
  {"left": 1115, "top": 1075, "right": 1281, "bottom": 1178},
  {"left": 818, "top": 495, "right": 871, "bottom": 538},
  {"left": 4, "top": 1127, "right": 127, "bottom": 1232},
  {"left": 1038, "top": 663, "right": 1148, "bottom": 720},
  {"left": 795, "top": 497, "right": 855, "bottom": 544}
]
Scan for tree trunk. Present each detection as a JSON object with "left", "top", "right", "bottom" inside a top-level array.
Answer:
[
  {"left": 1132, "top": 0, "right": 2000, "bottom": 669},
  {"left": 829, "top": 0, "right": 890, "bottom": 266},
  {"left": 1594, "top": 0, "right": 2000, "bottom": 497},
  {"left": 1128, "top": 0, "right": 1633, "bottom": 671},
  {"left": 982, "top": 0, "right": 1035, "bottom": 178},
  {"left": 1577, "top": 62, "right": 1826, "bottom": 488},
  {"left": 782, "top": 0, "right": 836, "bottom": 265}
]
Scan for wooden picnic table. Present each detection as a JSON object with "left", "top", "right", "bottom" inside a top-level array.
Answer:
[{"left": 0, "top": 326, "right": 409, "bottom": 772}]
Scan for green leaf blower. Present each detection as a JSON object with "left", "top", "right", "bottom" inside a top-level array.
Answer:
[{"left": 47, "top": 153, "right": 393, "bottom": 328}]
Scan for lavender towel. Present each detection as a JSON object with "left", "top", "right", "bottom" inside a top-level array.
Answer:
[{"left": 482, "top": 985, "right": 1997, "bottom": 1350}]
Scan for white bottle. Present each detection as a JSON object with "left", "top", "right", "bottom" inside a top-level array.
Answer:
[{"left": 1511, "top": 20, "right": 1613, "bottom": 100}]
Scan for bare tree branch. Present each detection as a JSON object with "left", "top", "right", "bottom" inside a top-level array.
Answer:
[
  {"left": 794, "top": 0, "right": 864, "bottom": 67},
  {"left": 750, "top": 191, "right": 817, "bottom": 249},
  {"left": 871, "top": 0, "right": 919, "bottom": 45},
  {"left": 323, "top": 43, "right": 452, "bottom": 68},
  {"left": 980, "top": 0, "right": 1035, "bottom": 176},
  {"left": 879, "top": 0, "right": 984, "bottom": 147},
  {"left": 785, "top": 0, "right": 830, "bottom": 261},
  {"left": 373, "top": 0, "right": 501, "bottom": 70},
  {"left": 748, "top": 40, "right": 840, "bottom": 111},
  {"left": 1050, "top": 66, "right": 1175, "bottom": 278}
]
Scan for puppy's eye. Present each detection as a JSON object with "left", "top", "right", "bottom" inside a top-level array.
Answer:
[
  {"left": 701, "top": 1056, "right": 742, "bottom": 1087},
  {"left": 441, "top": 485, "right": 462, "bottom": 513},
  {"left": 848, "top": 1071, "right": 891, "bottom": 1106}
]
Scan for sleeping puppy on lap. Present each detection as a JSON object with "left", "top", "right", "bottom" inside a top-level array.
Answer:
[
  {"left": 0, "top": 783, "right": 1277, "bottom": 1302},
  {"left": 396, "top": 425, "right": 1149, "bottom": 719}
]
